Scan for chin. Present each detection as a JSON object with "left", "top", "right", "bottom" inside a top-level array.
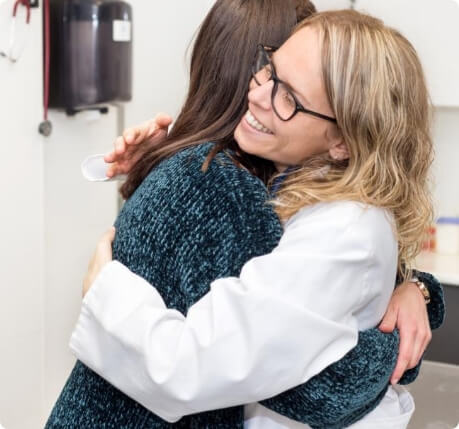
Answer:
[
  {"left": 234, "top": 125, "right": 255, "bottom": 156},
  {"left": 235, "top": 123, "right": 267, "bottom": 158}
]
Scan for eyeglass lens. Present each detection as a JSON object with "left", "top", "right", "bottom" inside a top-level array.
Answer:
[{"left": 252, "top": 48, "right": 298, "bottom": 120}]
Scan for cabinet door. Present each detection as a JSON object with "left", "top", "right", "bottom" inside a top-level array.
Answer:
[{"left": 355, "top": 0, "right": 459, "bottom": 107}]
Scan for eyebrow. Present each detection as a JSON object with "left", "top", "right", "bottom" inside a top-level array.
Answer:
[{"left": 271, "top": 53, "right": 313, "bottom": 108}]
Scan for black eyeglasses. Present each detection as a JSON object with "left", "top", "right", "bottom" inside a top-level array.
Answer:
[{"left": 251, "top": 45, "right": 337, "bottom": 124}]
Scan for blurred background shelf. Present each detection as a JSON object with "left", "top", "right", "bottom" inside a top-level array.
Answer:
[{"left": 416, "top": 251, "right": 459, "bottom": 287}]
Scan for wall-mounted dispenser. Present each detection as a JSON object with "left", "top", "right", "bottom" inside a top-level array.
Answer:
[{"left": 40, "top": 0, "right": 132, "bottom": 135}]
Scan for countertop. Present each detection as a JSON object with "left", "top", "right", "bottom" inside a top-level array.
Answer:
[{"left": 415, "top": 251, "right": 459, "bottom": 286}]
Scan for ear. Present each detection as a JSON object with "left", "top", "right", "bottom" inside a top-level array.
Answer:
[
  {"left": 329, "top": 141, "right": 350, "bottom": 161},
  {"left": 326, "top": 126, "right": 349, "bottom": 161}
]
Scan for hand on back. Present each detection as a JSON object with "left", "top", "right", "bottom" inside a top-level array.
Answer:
[{"left": 379, "top": 280, "right": 432, "bottom": 384}]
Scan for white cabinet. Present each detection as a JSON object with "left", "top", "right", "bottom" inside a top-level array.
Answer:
[{"left": 355, "top": 0, "right": 459, "bottom": 107}]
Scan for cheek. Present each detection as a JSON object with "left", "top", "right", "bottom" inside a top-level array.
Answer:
[
  {"left": 282, "top": 122, "right": 329, "bottom": 161},
  {"left": 282, "top": 121, "right": 311, "bottom": 149}
]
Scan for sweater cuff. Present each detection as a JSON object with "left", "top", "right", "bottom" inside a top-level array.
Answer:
[{"left": 414, "top": 270, "right": 445, "bottom": 330}]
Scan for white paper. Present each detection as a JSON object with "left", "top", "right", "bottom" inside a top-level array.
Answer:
[{"left": 113, "top": 20, "right": 131, "bottom": 42}]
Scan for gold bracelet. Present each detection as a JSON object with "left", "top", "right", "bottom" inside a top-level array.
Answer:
[{"left": 411, "top": 277, "right": 431, "bottom": 304}]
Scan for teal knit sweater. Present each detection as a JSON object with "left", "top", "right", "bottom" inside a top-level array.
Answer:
[{"left": 46, "top": 143, "right": 444, "bottom": 429}]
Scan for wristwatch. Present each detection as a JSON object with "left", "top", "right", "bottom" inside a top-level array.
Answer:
[{"left": 411, "top": 277, "right": 431, "bottom": 304}]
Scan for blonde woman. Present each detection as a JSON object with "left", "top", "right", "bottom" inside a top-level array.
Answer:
[{"left": 73, "top": 10, "right": 436, "bottom": 429}]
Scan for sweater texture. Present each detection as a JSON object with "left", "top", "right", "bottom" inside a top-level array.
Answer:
[{"left": 45, "top": 143, "right": 444, "bottom": 429}]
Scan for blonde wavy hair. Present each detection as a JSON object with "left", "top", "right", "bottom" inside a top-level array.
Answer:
[{"left": 273, "top": 10, "right": 434, "bottom": 279}]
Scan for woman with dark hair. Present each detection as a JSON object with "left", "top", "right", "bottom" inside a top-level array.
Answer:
[{"left": 46, "top": 2, "right": 443, "bottom": 429}]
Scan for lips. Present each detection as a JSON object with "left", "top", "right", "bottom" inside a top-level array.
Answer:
[{"left": 245, "top": 110, "right": 273, "bottom": 134}]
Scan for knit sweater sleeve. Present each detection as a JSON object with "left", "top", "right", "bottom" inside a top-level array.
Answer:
[{"left": 413, "top": 270, "right": 445, "bottom": 331}]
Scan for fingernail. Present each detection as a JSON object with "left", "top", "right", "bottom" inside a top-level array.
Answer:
[{"left": 391, "top": 378, "right": 399, "bottom": 385}]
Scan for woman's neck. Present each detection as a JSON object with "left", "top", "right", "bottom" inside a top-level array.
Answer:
[{"left": 275, "top": 162, "right": 289, "bottom": 173}]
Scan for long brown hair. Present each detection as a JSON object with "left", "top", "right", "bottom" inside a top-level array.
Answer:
[
  {"left": 121, "top": 0, "right": 316, "bottom": 199},
  {"left": 273, "top": 10, "right": 434, "bottom": 279}
]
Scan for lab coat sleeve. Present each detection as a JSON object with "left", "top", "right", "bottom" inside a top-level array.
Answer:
[{"left": 70, "top": 203, "right": 395, "bottom": 423}]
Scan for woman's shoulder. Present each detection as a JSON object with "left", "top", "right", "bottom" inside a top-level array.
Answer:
[
  {"left": 136, "top": 142, "right": 269, "bottom": 201},
  {"left": 160, "top": 142, "right": 257, "bottom": 178},
  {"left": 122, "top": 143, "right": 277, "bottom": 226},
  {"left": 285, "top": 201, "right": 396, "bottom": 247},
  {"left": 288, "top": 200, "right": 393, "bottom": 224},
  {"left": 117, "top": 142, "right": 282, "bottom": 252}
]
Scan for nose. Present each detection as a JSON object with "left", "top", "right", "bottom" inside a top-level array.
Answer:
[{"left": 248, "top": 77, "right": 273, "bottom": 111}]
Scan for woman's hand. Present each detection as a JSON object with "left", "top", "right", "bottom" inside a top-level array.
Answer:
[
  {"left": 379, "top": 280, "right": 432, "bottom": 385},
  {"left": 83, "top": 227, "right": 116, "bottom": 298},
  {"left": 104, "top": 113, "right": 173, "bottom": 178}
]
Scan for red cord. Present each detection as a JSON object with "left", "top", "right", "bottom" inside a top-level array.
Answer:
[
  {"left": 43, "top": 0, "right": 50, "bottom": 121},
  {"left": 13, "top": 0, "right": 31, "bottom": 24}
]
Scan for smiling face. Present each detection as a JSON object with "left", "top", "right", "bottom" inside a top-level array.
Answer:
[{"left": 234, "top": 26, "right": 347, "bottom": 172}]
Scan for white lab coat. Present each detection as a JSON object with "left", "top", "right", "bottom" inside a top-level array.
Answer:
[{"left": 70, "top": 201, "right": 414, "bottom": 428}]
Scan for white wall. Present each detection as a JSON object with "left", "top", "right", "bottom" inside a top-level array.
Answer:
[
  {"left": 0, "top": 1, "right": 212, "bottom": 428},
  {"left": 0, "top": 3, "right": 45, "bottom": 428},
  {"left": 432, "top": 107, "right": 459, "bottom": 217}
]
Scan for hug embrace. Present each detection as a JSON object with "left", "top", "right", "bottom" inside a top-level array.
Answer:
[{"left": 46, "top": 1, "right": 444, "bottom": 429}]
